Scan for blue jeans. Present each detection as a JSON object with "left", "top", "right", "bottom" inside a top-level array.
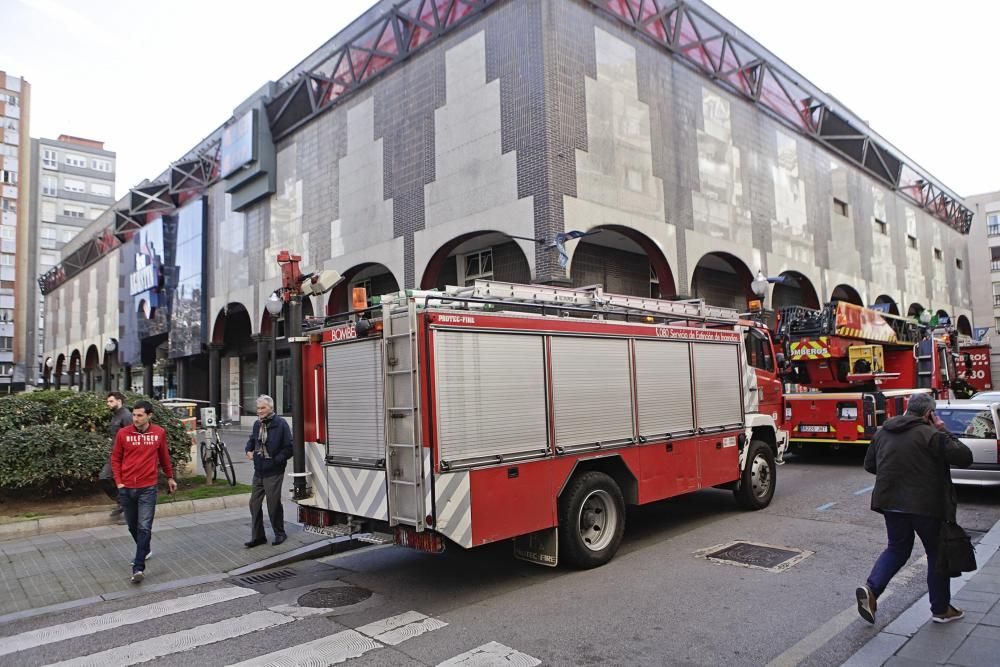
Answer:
[
  {"left": 120, "top": 486, "right": 157, "bottom": 572},
  {"left": 866, "top": 511, "right": 950, "bottom": 614}
]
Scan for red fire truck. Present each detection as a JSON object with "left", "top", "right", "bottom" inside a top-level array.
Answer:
[
  {"left": 295, "top": 280, "right": 788, "bottom": 568},
  {"left": 957, "top": 342, "right": 992, "bottom": 395},
  {"left": 776, "top": 301, "right": 958, "bottom": 450}
]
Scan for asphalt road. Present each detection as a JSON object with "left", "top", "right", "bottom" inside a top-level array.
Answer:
[{"left": 7, "top": 447, "right": 998, "bottom": 666}]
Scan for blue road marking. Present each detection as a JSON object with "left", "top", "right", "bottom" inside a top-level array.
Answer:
[
  {"left": 853, "top": 485, "right": 875, "bottom": 495},
  {"left": 816, "top": 502, "right": 837, "bottom": 511}
]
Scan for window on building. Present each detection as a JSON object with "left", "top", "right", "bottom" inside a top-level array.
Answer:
[
  {"left": 41, "top": 201, "right": 55, "bottom": 222},
  {"left": 42, "top": 149, "right": 57, "bottom": 168},
  {"left": 907, "top": 234, "right": 918, "bottom": 249},
  {"left": 60, "top": 229, "right": 74, "bottom": 242},
  {"left": 834, "top": 198, "right": 849, "bottom": 216},
  {"left": 0, "top": 169, "right": 16, "bottom": 184},
  {"left": 39, "top": 252, "right": 57, "bottom": 267},
  {"left": 63, "top": 178, "right": 85, "bottom": 193},
  {"left": 89, "top": 182, "right": 111, "bottom": 197},
  {"left": 91, "top": 159, "right": 111, "bottom": 172},
  {"left": 934, "top": 248, "right": 943, "bottom": 261},
  {"left": 0, "top": 227, "right": 12, "bottom": 240},
  {"left": 0, "top": 337, "right": 12, "bottom": 351},
  {"left": 874, "top": 218, "right": 887, "bottom": 235},
  {"left": 461, "top": 248, "right": 493, "bottom": 286},
  {"left": 1, "top": 198, "right": 15, "bottom": 213},
  {"left": 956, "top": 258, "right": 963, "bottom": 270},
  {"left": 42, "top": 175, "right": 57, "bottom": 196},
  {"left": 0, "top": 254, "right": 13, "bottom": 266},
  {"left": 988, "top": 213, "right": 1000, "bottom": 237},
  {"left": 64, "top": 154, "right": 86, "bottom": 168},
  {"left": 0, "top": 308, "right": 11, "bottom": 323},
  {"left": 63, "top": 205, "right": 85, "bottom": 218}
]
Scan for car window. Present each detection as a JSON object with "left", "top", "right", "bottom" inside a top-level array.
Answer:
[
  {"left": 971, "top": 392, "right": 1000, "bottom": 402},
  {"left": 936, "top": 408, "right": 997, "bottom": 439}
]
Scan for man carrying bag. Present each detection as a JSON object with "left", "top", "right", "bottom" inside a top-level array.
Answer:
[{"left": 855, "top": 393, "right": 973, "bottom": 625}]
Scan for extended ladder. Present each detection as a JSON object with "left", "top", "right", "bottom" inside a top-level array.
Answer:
[{"left": 381, "top": 300, "right": 426, "bottom": 531}]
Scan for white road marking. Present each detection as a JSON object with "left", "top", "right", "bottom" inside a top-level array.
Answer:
[
  {"left": 1, "top": 586, "right": 257, "bottom": 657},
  {"left": 437, "top": 642, "right": 541, "bottom": 667},
  {"left": 43, "top": 610, "right": 294, "bottom": 667},
  {"left": 227, "top": 629, "right": 381, "bottom": 667},
  {"left": 267, "top": 604, "right": 334, "bottom": 618},
  {"left": 356, "top": 610, "right": 448, "bottom": 645}
]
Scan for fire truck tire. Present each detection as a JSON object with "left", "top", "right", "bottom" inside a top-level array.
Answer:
[
  {"left": 558, "top": 471, "right": 626, "bottom": 569},
  {"left": 734, "top": 441, "right": 776, "bottom": 510}
]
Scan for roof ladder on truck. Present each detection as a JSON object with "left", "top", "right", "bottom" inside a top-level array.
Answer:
[
  {"left": 382, "top": 300, "right": 426, "bottom": 531},
  {"left": 460, "top": 280, "right": 743, "bottom": 325}
]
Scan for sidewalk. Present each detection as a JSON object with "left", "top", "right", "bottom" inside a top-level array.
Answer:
[
  {"left": 846, "top": 519, "right": 1000, "bottom": 666},
  {"left": 0, "top": 499, "right": 327, "bottom": 618}
]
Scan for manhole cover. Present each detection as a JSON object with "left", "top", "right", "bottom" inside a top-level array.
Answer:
[
  {"left": 239, "top": 568, "right": 297, "bottom": 585},
  {"left": 298, "top": 586, "right": 372, "bottom": 608},
  {"left": 695, "top": 541, "right": 812, "bottom": 572}
]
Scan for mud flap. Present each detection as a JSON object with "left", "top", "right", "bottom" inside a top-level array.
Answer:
[{"left": 514, "top": 527, "right": 558, "bottom": 567}]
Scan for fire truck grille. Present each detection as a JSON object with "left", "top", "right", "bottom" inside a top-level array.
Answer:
[
  {"left": 298, "top": 586, "right": 373, "bottom": 608},
  {"left": 696, "top": 541, "right": 812, "bottom": 572}
]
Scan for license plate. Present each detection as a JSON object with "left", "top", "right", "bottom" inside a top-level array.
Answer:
[{"left": 798, "top": 425, "right": 829, "bottom": 433}]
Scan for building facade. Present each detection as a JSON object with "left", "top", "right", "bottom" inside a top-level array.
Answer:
[
  {"left": 966, "top": 190, "right": 1000, "bottom": 382},
  {"left": 0, "top": 70, "right": 30, "bottom": 393},
  {"left": 27, "top": 135, "right": 115, "bottom": 386},
  {"left": 42, "top": 0, "right": 974, "bottom": 415}
]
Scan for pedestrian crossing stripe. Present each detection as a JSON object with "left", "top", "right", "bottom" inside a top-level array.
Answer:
[{"left": 438, "top": 641, "right": 542, "bottom": 666}]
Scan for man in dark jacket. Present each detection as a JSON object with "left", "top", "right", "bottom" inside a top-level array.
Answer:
[
  {"left": 244, "top": 395, "right": 293, "bottom": 547},
  {"left": 856, "top": 392, "right": 973, "bottom": 625},
  {"left": 100, "top": 392, "right": 133, "bottom": 519}
]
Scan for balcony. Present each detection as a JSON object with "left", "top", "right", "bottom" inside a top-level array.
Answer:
[
  {"left": 992, "top": 260, "right": 1000, "bottom": 272},
  {"left": 990, "top": 225, "right": 1000, "bottom": 237},
  {"left": 994, "top": 295, "right": 1000, "bottom": 307}
]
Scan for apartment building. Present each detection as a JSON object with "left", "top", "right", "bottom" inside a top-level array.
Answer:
[
  {"left": 967, "top": 190, "right": 1000, "bottom": 384},
  {"left": 0, "top": 70, "right": 30, "bottom": 393},
  {"left": 27, "top": 135, "right": 115, "bottom": 385}
]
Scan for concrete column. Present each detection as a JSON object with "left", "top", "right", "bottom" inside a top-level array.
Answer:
[
  {"left": 123, "top": 364, "right": 132, "bottom": 392},
  {"left": 143, "top": 365, "right": 154, "bottom": 397},
  {"left": 208, "top": 343, "right": 223, "bottom": 419},
  {"left": 253, "top": 335, "right": 270, "bottom": 396},
  {"left": 175, "top": 357, "right": 189, "bottom": 398}
]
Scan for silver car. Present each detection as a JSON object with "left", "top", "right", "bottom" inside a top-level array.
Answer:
[{"left": 935, "top": 400, "right": 1000, "bottom": 487}]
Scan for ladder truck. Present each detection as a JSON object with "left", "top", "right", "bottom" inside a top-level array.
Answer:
[
  {"left": 776, "top": 301, "right": 957, "bottom": 450},
  {"left": 295, "top": 280, "right": 788, "bottom": 568}
]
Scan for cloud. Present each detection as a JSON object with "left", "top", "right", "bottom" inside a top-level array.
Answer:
[{"left": 13, "top": 0, "right": 108, "bottom": 39}]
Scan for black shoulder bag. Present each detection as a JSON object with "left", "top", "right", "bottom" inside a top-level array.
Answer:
[{"left": 935, "top": 435, "right": 977, "bottom": 577}]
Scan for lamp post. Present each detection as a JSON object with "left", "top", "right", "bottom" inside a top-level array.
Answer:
[
  {"left": 103, "top": 338, "right": 117, "bottom": 393},
  {"left": 265, "top": 293, "right": 282, "bottom": 400},
  {"left": 751, "top": 270, "right": 769, "bottom": 305}
]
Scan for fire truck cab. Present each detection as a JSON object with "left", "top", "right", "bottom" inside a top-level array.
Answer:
[{"left": 296, "top": 281, "right": 788, "bottom": 568}]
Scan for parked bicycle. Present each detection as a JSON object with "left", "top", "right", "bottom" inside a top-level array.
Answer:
[{"left": 200, "top": 420, "right": 237, "bottom": 486}]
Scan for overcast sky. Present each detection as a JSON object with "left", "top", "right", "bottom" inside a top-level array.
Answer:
[{"left": 2, "top": 0, "right": 996, "bottom": 200}]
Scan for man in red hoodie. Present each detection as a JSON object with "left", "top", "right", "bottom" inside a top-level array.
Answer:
[{"left": 111, "top": 400, "right": 177, "bottom": 583}]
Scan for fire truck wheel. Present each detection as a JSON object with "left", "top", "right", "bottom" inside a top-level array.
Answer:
[
  {"left": 558, "top": 471, "right": 626, "bottom": 569},
  {"left": 734, "top": 441, "right": 776, "bottom": 510}
]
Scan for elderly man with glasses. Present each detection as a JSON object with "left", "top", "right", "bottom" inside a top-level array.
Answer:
[{"left": 244, "top": 395, "right": 293, "bottom": 547}]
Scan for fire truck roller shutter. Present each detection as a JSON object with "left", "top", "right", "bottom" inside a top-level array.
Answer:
[
  {"left": 324, "top": 339, "right": 386, "bottom": 464},
  {"left": 692, "top": 342, "right": 744, "bottom": 430},
  {"left": 550, "top": 337, "right": 634, "bottom": 450},
  {"left": 434, "top": 331, "right": 549, "bottom": 465},
  {"left": 634, "top": 339, "right": 694, "bottom": 438}
]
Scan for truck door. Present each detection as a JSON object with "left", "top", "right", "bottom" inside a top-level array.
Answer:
[{"left": 744, "top": 327, "right": 783, "bottom": 422}]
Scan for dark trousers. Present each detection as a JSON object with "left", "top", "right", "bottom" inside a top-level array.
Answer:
[
  {"left": 866, "top": 511, "right": 950, "bottom": 614},
  {"left": 120, "top": 486, "right": 157, "bottom": 572},
  {"left": 99, "top": 459, "right": 121, "bottom": 505},
  {"left": 250, "top": 474, "right": 286, "bottom": 541}
]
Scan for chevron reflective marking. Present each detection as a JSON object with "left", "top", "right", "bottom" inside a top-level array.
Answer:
[
  {"left": 356, "top": 610, "right": 448, "bottom": 645},
  {"left": 226, "top": 629, "right": 380, "bottom": 667},
  {"left": 437, "top": 642, "right": 541, "bottom": 667},
  {"left": 44, "top": 610, "right": 294, "bottom": 667},
  {"left": 327, "top": 465, "right": 388, "bottom": 520},
  {"left": 743, "top": 355, "right": 759, "bottom": 413},
  {"left": 435, "top": 471, "right": 472, "bottom": 548},
  {"left": 1, "top": 587, "right": 257, "bottom": 657}
]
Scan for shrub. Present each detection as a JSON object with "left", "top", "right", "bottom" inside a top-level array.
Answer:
[
  {"left": 0, "top": 391, "right": 191, "bottom": 494},
  {"left": 0, "top": 397, "right": 51, "bottom": 434}
]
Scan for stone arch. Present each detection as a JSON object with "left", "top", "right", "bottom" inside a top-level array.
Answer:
[
  {"left": 326, "top": 263, "right": 401, "bottom": 316},
  {"left": 936, "top": 309, "right": 949, "bottom": 324},
  {"left": 874, "top": 295, "right": 900, "bottom": 315},
  {"left": 770, "top": 270, "right": 821, "bottom": 310},
  {"left": 831, "top": 284, "right": 863, "bottom": 306},
  {"left": 568, "top": 226, "right": 676, "bottom": 298},
  {"left": 54, "top": 353, "right": 66, "bottom": 390},
  {"left": 420, "top": 231, "right": 531, "bottom": 290},
  {"left": 690, "top": 252, "right": 754, "bottom": 310},
  {"left": 907, "top": 303, "right": 925, "bottom": 319},
  {"left": 957, "top": 315, "right": 973, "bottom": 337}
]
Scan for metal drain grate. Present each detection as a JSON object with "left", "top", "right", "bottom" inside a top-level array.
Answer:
[
  {"left": 298, "top": 586, "right": 372, "bottom": 608},
  {"left": 239, "top": 568, "right": 297, "bottom": 585},
  {"left": 695, "top": 541, "right": 812, "bottom": 572}
]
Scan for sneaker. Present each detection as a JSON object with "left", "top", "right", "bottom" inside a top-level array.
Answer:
[
  {"left": 130, "top": 571, "right": 144, "bottom": 584},
  {"left": 129, "top": 551, "right": 152, "bottom": 566},
  {"left": 856, "top": 585, "right": 877, "bottom": 624},
  {"left": 932, "top": 606, "right": 965, "bottom": 624}
]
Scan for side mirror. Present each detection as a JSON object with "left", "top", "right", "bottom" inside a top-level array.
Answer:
[{"left": 775, "top": 352, "right": 790, "bottom": 370}]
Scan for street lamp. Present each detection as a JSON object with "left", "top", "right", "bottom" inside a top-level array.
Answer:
[
  {"left": 266, "top": 293, "right": 283, "bottom": 402},
  {"left": 751, "top": 270, "right": 769, "bottom": 301}
]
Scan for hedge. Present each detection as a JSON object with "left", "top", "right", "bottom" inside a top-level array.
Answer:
[{"left": 0, "top": 390, "right": 191, "bottom": 493}]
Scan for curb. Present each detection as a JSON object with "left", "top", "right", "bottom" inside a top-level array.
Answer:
[{"left": 0, "top": 493, "right": 252, "bottom": 541}]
